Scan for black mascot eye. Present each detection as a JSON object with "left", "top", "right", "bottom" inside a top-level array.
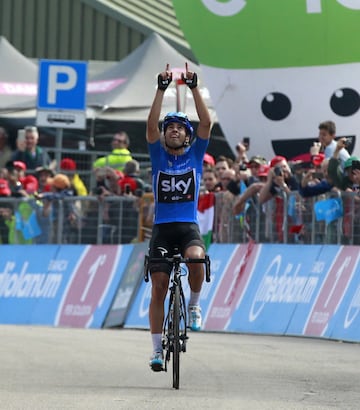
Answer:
[
  {"left": 261, "top": 92, "right": 291, "bottom": 121},
  {"left": 330, "top": 88, "right": 360, "bottom": 117}
]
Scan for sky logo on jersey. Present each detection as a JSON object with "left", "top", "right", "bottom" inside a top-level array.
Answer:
[
  {"left": 158, "top": 170, "right": 195, "bottom": 202},
  {"left": 172, "top": 1, "right": 360, "bottom": 163}
]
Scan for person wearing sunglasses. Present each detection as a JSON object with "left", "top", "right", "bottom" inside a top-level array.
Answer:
[
  {"left": 146, "top": 63, "right": 212, "bottom": 371},
  {"left": 93, "top": 131, "right": 133, "bottom": 172}
]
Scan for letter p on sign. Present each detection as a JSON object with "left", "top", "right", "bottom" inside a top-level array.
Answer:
[
  {"left": 47, "top": 65, "right": 77, "bottom": 104},
  {"left": 37, "top": 60, "right": 87, "bottom": 111}
]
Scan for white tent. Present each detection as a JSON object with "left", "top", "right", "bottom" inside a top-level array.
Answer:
[{"left": 87, "top": 33, "right": 217, "bottom": 123}]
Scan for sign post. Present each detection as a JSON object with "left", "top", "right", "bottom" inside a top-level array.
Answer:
[{"left": 36, "top": 60, "right": 88, "bottom": 167}]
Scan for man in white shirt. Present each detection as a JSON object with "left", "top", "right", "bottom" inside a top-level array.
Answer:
[{"left": 318, "top": 120, "right": 350, "bottom": 168}]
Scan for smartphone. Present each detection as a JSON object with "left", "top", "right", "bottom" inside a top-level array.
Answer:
[
  {"left": 17, "top": 129, "right": 25, "bottom": 142},
  {"left": 352, "top": 160, "right": 360, "bottom": 170},
  {"left": 125, "top": 184, "right": 131, "bottom": 194},
  {"left": 242, "top": 137, "right": 250, "bottom": 149},
  {"left": 313, "top": 172, "right": 323, "bottom": 179}
]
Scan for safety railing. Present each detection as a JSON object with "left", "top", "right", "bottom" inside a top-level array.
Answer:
[{"left": 0, "top": 190, "right": 359, "bottom": 245}]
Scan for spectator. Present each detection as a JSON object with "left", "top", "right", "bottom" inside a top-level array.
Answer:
[
  {"left": 328, "top": 153, "right": 360, "bottom": 244},
  {"left": 0, "top": 127, "right": 12, "bottom": 169},
  {"left": 233, "top": 164, "right": 270, "bottom": 241},
  {"left": 93, "top": 131, "right": 133, "bottom": 172},
  {"left": 13, "top": 161, "right": 27, "bottom": 179},
  {"left": 60, "top": 157, "right": 88, "bottom": 196},
  {"left": 299, "top": 158, "right": 334, "bottom": 198},
  {"left": 214, "top": 155, "right": 232, "bottom": 179},
  {"left": 12, "top": 126, "right": 51, "bottom": 170},
  {"left": 38, "top": 173, "right": 78, "bottom": 243},
  {"left": 219, "top": 168, "right": 236, "bottom": 191},
  {"left": 203, "top": 152, "right": 215, "bottom": 171},
  {"left": 259, "top": 156, "right": 299, "bottom": 242},
  {"left": 246, "top": 155, "right": 268, "bottom": 186},
  {"left": 0, "top": 178, "right": 12, "bottom": 244},
  {"left": 201, "top": 168, "right": 219, "bottom": 193},
  {"left": 318, "top": 121, "right": 350, "bottom": 168},
  {"left": 35, "top": 166, "right": 55, "bottom": 193},
  {"left": 117, "top": 159, "right": 146, "bottom": 195},
  {"left": 6, "top": 161, "right": 25, "bottom": 197},
  {"left": 212, "top": 168, "right": 237, "bottom": 243},
  {"left": 328, "top": 140, "right": 360, "bottom": 191}
]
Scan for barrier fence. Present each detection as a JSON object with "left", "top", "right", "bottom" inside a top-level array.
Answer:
[{"left": 0, "top": 190, "right": 359, "bottom": 245}]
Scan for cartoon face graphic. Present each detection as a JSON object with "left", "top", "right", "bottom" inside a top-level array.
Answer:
[{"left": 172, "top": 0, "right": 360, "bottom": 159}]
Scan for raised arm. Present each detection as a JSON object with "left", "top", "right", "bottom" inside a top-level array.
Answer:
[
  {"left": 146, "top": 64, "right": 172, "bottom": 144},
  {"left": 182, "top": 62, "right": 212, "bottom": 140}
]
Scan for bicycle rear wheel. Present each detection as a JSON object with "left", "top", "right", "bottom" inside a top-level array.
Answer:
[{"left": 172, "top": 285, "right": 180, "bottom": 389}]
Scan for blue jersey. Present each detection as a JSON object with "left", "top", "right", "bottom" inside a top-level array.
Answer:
[{"left": 148, "top": 137, "right": 208, "bottom": 224}]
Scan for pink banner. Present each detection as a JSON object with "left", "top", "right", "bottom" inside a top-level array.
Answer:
[
  {"left": 204, "top": 242, "right": 259, "bottom": 331},
  {"left": 303, "top": 246, "right": 360, "bottom": 336},
  {"left": 0, "top": 78, "right": 126, "bottom": 95}
]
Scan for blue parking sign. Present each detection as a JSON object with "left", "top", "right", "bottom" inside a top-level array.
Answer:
[{"left": 37, "top": 60, "right": 87, "bottom": 111}]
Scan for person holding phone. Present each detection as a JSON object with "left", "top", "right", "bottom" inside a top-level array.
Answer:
[
  {"left": 146, "top": 63, "right": 212, "bottom": 371},
  {"left": 328, "top": 156, "right": 360, "bottom": 191},
  {"left": 299, "top": 159, "right": 334, "bottom": 198}
]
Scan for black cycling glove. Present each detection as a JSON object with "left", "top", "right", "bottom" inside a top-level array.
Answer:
[
  {"left": 181, "top": 72, "right": 198, "bottom": 89},
  {"left": 157, "top": 73, "right": 172, "bottom": 91}
]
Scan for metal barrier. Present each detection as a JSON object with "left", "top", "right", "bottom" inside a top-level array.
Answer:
[
  {"left": 43, "top": 147, "right": 151, "bottom": 191},
  {"left": 216, "top": 190, "right": 357, "bottom": 245},
  {"left": 0, "top": 190, "right": 358, "bottom": 245},
  {"left": 0, "top": 195, "right": 140, "bottom": 245}
]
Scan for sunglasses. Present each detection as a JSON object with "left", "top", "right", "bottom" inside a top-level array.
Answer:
[{"left": 113, "top": 139, "right": 127, "bottom": 143}]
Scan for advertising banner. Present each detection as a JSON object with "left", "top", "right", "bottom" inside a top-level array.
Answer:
[
  {"left": 0, "top": 245, "right": 61, "bottom": 324},
  {"left": 203, "top": 242, "right": 259, "bottom": 331},
  {"left": 104, "top": 242, "right": 148, "bottom": 328},
  {"left": 227, "top": 245, "right": 324, "bottom": 334},
  {"left": 0, "top": 245, "right": 132, "bottom": 328},
  {"left": 303, "top": 246, "right": 360, "bottom": 338}
]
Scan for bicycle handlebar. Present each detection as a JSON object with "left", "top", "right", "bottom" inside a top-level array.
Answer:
[{"left": 144, "top": 255, "right": 211, "bottom": 283}]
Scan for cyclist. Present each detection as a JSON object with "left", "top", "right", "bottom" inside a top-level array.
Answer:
[{"left": 147, "top": 63, "right": 212, "bottom": 371}]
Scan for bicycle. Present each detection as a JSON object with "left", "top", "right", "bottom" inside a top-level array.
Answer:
[{"left": 144, "top": 249, "right": 211, "bottom": 389}]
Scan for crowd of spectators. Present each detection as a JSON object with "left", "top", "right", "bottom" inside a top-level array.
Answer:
[
  {"left": 0, "top": 125, "right": 151, "bottom": 245},
  {"left": 199, "top": 120, "right": 360, "bottom": 245},
  {"left": 1, "top": 120, "right": 360, "bottom": 245}
]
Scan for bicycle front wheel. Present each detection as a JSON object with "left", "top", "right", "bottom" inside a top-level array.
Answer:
[{"left": 172, "top": 285, "right": 180, "bottom": 389}]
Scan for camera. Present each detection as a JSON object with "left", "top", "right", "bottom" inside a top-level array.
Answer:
[
  {"left": 14, "top": 181, "right": 23, "bottom": 192},
  {"left": 124, "top": 184, "right": 131, "bottom": 194},
  {"left": 274, "top": 166, "right": 283, "bottom": 177},
  {"left": 95, "top": 186, "right": 104, "bottom": 195},
  {"left": 351, "top": 160, "right": 360, "bottom": 170},
  {"left": 344, "top": 138, "right": 351, "bottom": 147}
]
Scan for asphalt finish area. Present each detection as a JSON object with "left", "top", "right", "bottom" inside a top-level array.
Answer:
[{"left": 1, "top": 326, "right": 359, "bottom": 409}]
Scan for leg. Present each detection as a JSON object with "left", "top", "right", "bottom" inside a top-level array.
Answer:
[
  {"left": 149, "top": 271, "right": 169, "bottom": 371},
  {"left": 185, "top": 245, "right": 205, "bottom": 331},
  {"left": 149, "top": 271, "right": 169, "bottom": 334},
  {"left": 185, "top": 245, "right": 205, "bottom": 293}
]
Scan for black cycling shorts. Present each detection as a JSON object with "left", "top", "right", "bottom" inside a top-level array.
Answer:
[{"left": 148, "top": 222, "right": 205, "bottom": 275}]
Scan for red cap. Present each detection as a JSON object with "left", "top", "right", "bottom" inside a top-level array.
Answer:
[
  {"left": 0, "top": 178, "right": 10, "bottom": 196},
  {"left": 203, "top": 153, "right": 215, "bottom": 166},
  {"left": 312, "top": 153, "right": 325, "bottom": 167},
  {"left": 13, "top": 161, "right": 27, "bottom": 171},
  {"left": 270, "top": 155, "right": 287, "bottom": 168},
  {"left": 258, "top": 164, "right": 270, "bottom": 177},
  {"left": 20, "top": 175, "right": 39, "bottom": 193},
  {"left": 60, "top": 158, "right": 76, "bottom": 171}
]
